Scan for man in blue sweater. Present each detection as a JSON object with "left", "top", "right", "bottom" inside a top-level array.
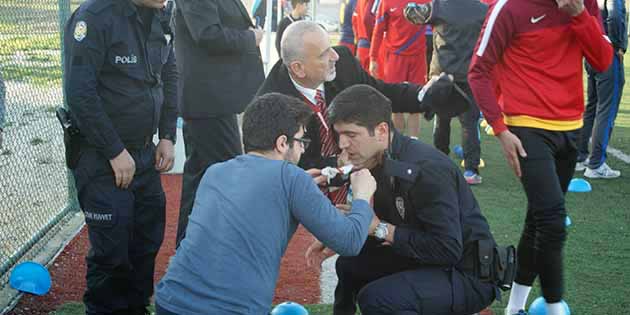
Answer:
[{"left": 155, "top": 93, "right": 380, "bottom": 315}]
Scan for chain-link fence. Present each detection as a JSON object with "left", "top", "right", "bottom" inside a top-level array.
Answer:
[{"left": 0, "top": 0, "right": 80, "bottom": 292}]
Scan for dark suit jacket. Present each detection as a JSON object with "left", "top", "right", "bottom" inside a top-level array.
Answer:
[
  {"left": 257, "top": 46, "right": 424, "bottom": 170},
  {"left": 175, "top": 0, "right": 265, "bottom": 118}
]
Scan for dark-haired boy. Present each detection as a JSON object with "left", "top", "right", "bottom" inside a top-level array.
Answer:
[{"left": 275, "top": 0, "right": 311, "bottom": 56}]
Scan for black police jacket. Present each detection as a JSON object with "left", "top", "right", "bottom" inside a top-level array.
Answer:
[
  {"left": 174, "top": 0, "right": 265, "bottom": 118},
  {"left": 64, "top": 0, "right": 178, "bottom": 159},
  {"left": 427, "top": 0, "right": 488, "bottom": 82},
  {"left": 360, "top": 131, "right": 496, "bottom": 273}
]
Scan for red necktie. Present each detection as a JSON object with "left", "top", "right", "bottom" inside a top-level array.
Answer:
[
  {"left": 314, "top": 90, "right": 348, "bottom": 205},
  {"left": 315, "top": 90, "right": 338, "bottom": 157}
]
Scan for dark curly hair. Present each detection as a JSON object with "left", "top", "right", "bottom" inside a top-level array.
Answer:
[{"left": 243, "top": 93, "right": 313, "bottom": 153}]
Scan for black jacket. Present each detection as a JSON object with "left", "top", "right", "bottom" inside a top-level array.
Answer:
[
  {"left": 361, "top": 131, "right": 496, "bottom": 273},
  {"left": 257, "top": 46, "right": 425, "bottom": 170},
  {"left": 428, "top": 0, "right": 487, "bottom": 82},
  {"left": 64, "top": 0, "right": 178, "bottom": 159},
  {"left": 174, "top": 0, "right": 265, "bottom": 118}
]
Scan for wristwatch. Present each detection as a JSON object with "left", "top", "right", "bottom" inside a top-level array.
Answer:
[{"left": 374, "top": 222, "right": 389, "bottom": 241}]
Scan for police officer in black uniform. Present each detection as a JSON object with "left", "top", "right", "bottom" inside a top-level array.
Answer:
[
  {"left": 63, "top": 0, "right": 177, "bottom": 313},
  {"left": 306, "top": 84, "right": 500, "bottom": 315}
]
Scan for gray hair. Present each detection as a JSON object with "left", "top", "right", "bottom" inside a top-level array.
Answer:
[{"left": 280, "top": 20, "right": 326, "bottom": 66}]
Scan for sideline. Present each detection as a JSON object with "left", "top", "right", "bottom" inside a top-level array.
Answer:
[{"left": 607, "top": 146, "right": 630, "bottom": 164}]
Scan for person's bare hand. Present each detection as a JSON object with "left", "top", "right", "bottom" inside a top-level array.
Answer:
[
  {"left": 306, "top": 168, "right": 328, "bottom": 186},
  {"left": 496, "top": 130, "right": 527, "bottom": 178},
  {"left": 617, "top": 49, "right": 624, "bottom": 62},
  {"left": 350, "top": 169, "right": 376, "bottom": 201},
  {"left": 250, "top": 27, "right": 264, "bottom": 46},
  {"left": 369, "top": 60, "right": 378, "bottom": 77},
  {"left": 154, "top": 139, "right": 175, "bottom": 173},
  {"left": 556, "top": 0, "right": 584, "bottom": 16},
  {"left": 305, "top": 240, "right": 337, "bottom": 270},
  {"left": 109, "top": 149, "right": 136, "bottom": 189}
]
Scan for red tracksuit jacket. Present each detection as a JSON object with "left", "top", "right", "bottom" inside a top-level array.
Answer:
[
  {"left": 369, "top": 0, "right": 428, "bottom": 60},
  {"left": 354, "top": 0, "right": 379, "bottom": 70},
  {"left": 468, "top": 0, "right": 613, "bottom": 134}
]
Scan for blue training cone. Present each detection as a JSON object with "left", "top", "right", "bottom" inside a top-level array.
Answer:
[
  {"left": 271, "top": 301, "right": 309, "bottom": 315},
  {"left": 568, "top": 178, "right": 591, "bottom": 192},
  {"left": 565, "top": 216, "right": 572, "bottom": 227},
  {"left": 9, "top": 261, "right": 52, "bottom": 296},
  {"left": 528, "top": 296, "right": 571, "bottom": 315}
]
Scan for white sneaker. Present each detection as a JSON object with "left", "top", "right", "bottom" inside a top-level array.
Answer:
[
  {"left": 575, "top": 159, "right": 588, "bottom": 172},
  {"left": 584, "top": 162, "right": 621, "bottom": 179}
]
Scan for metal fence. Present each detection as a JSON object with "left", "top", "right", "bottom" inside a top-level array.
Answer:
[{"left": 0, "top": 0, "right": 79, "bottom": 292}]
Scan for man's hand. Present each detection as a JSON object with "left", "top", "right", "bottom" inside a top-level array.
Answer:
[
  {"left": 109, "top": 149, "right": 136, "bottom": 189},
  {"left": 369, "top": 60, "right": 378, "bottom": 77},
  {"left": 617, "top": 49, "right": 624, "bottom": 62},
  {"left": 250, "top": 27, "right": 264, "bottom": 46},
  {"left": 155, "top": 139, "right": 175, "bottom": 173},
  {"left": 305, "top": 240, "right": 337, "bottom": 270},
  {"left": 556, "top": 0, "right": 584, "bottom": 16},
  {"left": 496, "top": 130, "right": 527, "bottom": 177},
  {"left": 350, "top": 169, "right": 376, "bottom": 202},
  {"left": 403, "top": 2, "right": 431, "bottom": 25},
  {"left": 306, "top": 168, "right": 328, "bottom": 186}
]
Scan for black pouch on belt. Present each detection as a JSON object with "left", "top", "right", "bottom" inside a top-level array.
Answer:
[
  {"left": 494, "top": 244, "right": 517, "bottom": 291},
  {"left": 476, "top": 239, "right": 517, "bottom": 291},
  {"left": 55, "top": 107, "right": 82, "bottom": 169}
]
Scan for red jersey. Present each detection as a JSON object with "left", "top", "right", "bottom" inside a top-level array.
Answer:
[
  {"left": 369, "top": 0, "right": 428, "bottom": 59},
  {"left": 354, "top": 0, "right": 377, "bottom": 47},
  {"left": 468, "top": 0, "right": 613, "bottom": 134}
]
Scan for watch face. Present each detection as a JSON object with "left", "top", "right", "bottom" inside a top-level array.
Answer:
[{"left": 375, "top": 225, "right": 387, "bottom": 239}]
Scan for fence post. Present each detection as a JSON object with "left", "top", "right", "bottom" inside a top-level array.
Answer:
[{"left": 58, "top": 0, "right": 80, "bottom": 212}]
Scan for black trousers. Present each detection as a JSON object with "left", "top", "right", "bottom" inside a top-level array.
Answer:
[
  {"left": 433, "top": 82, "right": 481, "bottom": 172},
  {"left": 510, "top": 126, "right": 577, "bottom": 303},
  {"left": 334, "top": 255, "right": 496, "bottom": 315},
  {"left": 176, "top": 115, "right": 242, "bottom": 246},
  {"left": 72, "top": 145, "right": 165, "bottom": 315}
]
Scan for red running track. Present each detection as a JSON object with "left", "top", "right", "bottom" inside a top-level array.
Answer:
[{"left": 7, "top": 174, "right": 321, "bottom": 315}]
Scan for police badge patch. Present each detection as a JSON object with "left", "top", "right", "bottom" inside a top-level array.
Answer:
[
  {"left": 395, "top": 196, "right": 405, "bottom": 219},
  {"left": 74, "top": 21, "right": 87, "bottom": 42}
]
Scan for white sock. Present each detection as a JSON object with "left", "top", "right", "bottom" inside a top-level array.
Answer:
[
  {"left": 546, "top": 302, "right": 567, "bottom": 315},
  {"left": 506, "top": 282, "right": 532, "bottom": 314}
]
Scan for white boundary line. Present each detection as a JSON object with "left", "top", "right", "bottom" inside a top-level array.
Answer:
[{"left": 608, "top": 146, "right": 630, "bottom": 164}]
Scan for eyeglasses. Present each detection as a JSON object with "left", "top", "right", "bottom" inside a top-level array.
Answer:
[{"left": 292, "top": 137, "right": 311, "bottom": 150}]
